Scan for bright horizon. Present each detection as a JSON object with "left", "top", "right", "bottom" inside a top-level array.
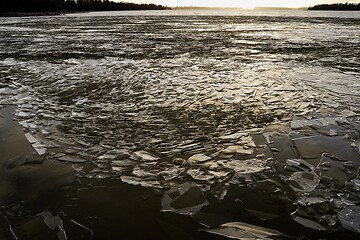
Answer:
[{"left": 119, "top": 0, "right": 359, "bottom": 9}]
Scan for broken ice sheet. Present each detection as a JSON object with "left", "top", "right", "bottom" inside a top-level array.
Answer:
[
  {"left": 187, "top": 168, "right": 215, "bottom": 181},
  {"left": 218, "top": 159, "right": 270, "bottom": 174},
  {"left": 338, "top": 206, "right": 360, "bottom": 233},
  {"left": 292, "top": 135, "right": 360, "bottom": 161},
  {"left": 188, "top": 153, "right": 212, "bottom": 163},
  {"left": 203, "top": 222, "right": 282, "bottom": 239},
  {"left": 159, "top": 166, "right": 185, "bottom": 181},
  {"left": 38, "top": 211, "right": 67, "bottom": 240},
  {"left": 287, "top": 171, "right": 320, "bottom": 193},
  {"left": 161, "top": 182, "right": 208, "bottom": 216}
]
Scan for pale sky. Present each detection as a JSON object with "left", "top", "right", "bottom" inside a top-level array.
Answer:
[{"left": 120, "top": 0, "right": 359, "bottom": 9}]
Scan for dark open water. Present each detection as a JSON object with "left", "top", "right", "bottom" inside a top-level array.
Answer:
[{"left": 0, "top": 10, "right": 360, "bottom": 240}]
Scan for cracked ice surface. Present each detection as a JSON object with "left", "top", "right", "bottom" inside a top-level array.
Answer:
[{"left": 1, "top": 13, "right": 360, "bottom": 230}]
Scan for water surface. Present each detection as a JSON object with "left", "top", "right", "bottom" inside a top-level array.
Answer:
[{"left": 0, "top": 9, "right": 360, "bottom": 240}]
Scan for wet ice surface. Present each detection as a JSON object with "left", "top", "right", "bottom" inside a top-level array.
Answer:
[{"left": 1, "top": 10, "right": 360, "bottom": 239}]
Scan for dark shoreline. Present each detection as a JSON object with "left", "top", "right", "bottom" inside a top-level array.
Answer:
[
  {"left": 0, "top": 9, "right": 166, "bottom": 17},
  {"left": 0, "top": 11, "right": 72, "bottom": 17}
]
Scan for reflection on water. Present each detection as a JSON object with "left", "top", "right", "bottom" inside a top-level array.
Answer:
[{"left": 0, "top": 10, "right": 360, "bottom": 239}]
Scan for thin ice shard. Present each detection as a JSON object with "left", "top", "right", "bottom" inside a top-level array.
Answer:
[
  {"left": 161, "top": 182, "right": 208, "bottom": 215},
  {"left": 203, "top": 221, "right": 282, "bottom": 239},
  {"left": 38, "top": 211, "right": 67, "bottom": 240},
  {"left": 292, "top": 215, "right": 327, "bottom": 231},
  {"left": 286, "top": 159, "right": 315, "bottom": 171},
  {"left": 57, "top": 156, "right": 87, "bottom": 163}
]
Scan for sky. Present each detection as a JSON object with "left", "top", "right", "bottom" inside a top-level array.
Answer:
[{"left": 120, "top": 0, "right": 359, "bottom": 9}]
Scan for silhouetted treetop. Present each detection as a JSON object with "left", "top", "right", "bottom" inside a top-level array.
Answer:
[{"left": 309, "top": 3, "right": 360, "bottom": 10}]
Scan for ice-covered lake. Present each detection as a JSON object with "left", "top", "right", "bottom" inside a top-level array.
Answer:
[{"left": 0, "top": 9, "right": 360, "bottom": 239}]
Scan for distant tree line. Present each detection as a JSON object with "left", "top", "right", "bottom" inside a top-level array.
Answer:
[
  {"left": 309, "top": 3, "right": 360, "bottom": 10},
  {"left": 0, "top": 0, "right": 169, "bottom": 13}
]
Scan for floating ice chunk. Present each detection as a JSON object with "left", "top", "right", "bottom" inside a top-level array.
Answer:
[
  {"left": 292, "top": 215, "right": 327, "bottom": 231},
  {"left": 297, "top": 196, "right": 327, "bottom": 205},
  {"left": 208, "top": 170, "right": 229, "bottom": 178},
  {"left": 134, "top": 150, "right": 160, "bottom": 161},
  {"left": 72, "top": 164, "right": 84, "bottom": 173},
  {"left": 38, "top": 211, "right": 67, "bottom": 240},
  {"left": 34, "top": 147, "right": 47, "bottom": 155},
  {"left": 200, "top": 160, "right": 220, "bottom": 170},
  {"left": 239, "top": 135, "right": 256, "bottom": 147},
  {"left": 273, "top": 84, "right": 296, "bottom": 91},
  {"left": 160, "top": 166, "right": 185, "bottom": 181},
  {"left": 98, "top": 154, "right": 117, "bottom": 160},
  {"left": 161, "top": 182, "right": 208, "bottom": 215},
  {"left": 120, "top": 176, "right": 142, "bottom": 186},
  {"left": 286, "top": 159, "right": 315, "bottom": 171},
  {"left": 211, "top": 183, "right": 229, "bottom": 200},
  {"left": 338, "top": 206, "right": 360, "bottom": 233},
  {"left": 287, "top": 171, "right": 320, "bottom": 192},
  {"left": 57, "top": 156, "right": 87, "bottom": 163},
  {"left": 120, "top": 175, "right": 161, "bottom": 188},
  {"left": 111, "top": 149, "right": 131, "bottom": 159},
  {"left": 219, "top": 132, "right": 246, "bottom": 141},
  {"left": 322, "top": 215, "right": 337, "bottom": 226},
  {"left": 218, "top": 159, "right": 270, "bottom": 174},
  {"left": 352, "top": 179, "right": 360, "bottom": 191},
  {"left": 188, "top": 153, "right": 211, "bottom": 163},
  {"left": 222, "top": 145, "right": 253, "bottom": 155},
  {"left": 94, "top": 172, "right": 113, "bottom": 179},
  {"left": 132, "top": 167, "right": 156, "bottom": 178},
  {"left": 25, "top": 132, "right": 38, "bottom": 144},
  {"left": 15, "top": 111, "right": 34, "bottom": 118},
  {"left": 203, "top": 221, "right": 282, "bottom": 239},
  {"left": 187, "top": 168, "right": 215, "bottom": 181},
  {"left": 111, "top": 159, "right": 136, "bottom": 167}
]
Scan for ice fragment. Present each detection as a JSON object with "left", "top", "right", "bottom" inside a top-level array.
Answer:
[
  {"left": 287, "top": 171, "right": 320, "bottom": 192},
  {"left": 38, "top": 211, "right": 67, "bottom": 240},
  {"left": 188, "top": 154, "right": 211, "bottom": 163},
  {"left": 134, "top": 150, "right": 160, "bottom": 161},
  {"left": 161, "top": 182, "right": 208, "bottom": 215},
  {"left": 338, "top": 206, "right": 360, "bottom": 233},
  {"left": 203, "top": 222, "right": 282, "bottom": 239}
]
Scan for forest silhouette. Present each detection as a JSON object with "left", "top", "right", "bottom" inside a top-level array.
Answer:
[
  {"left": 309, "top": 3, "right": 360, "bottom": 10},
  {"left": 0, "top": 0, "right": 168, "bottom": 14}
]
